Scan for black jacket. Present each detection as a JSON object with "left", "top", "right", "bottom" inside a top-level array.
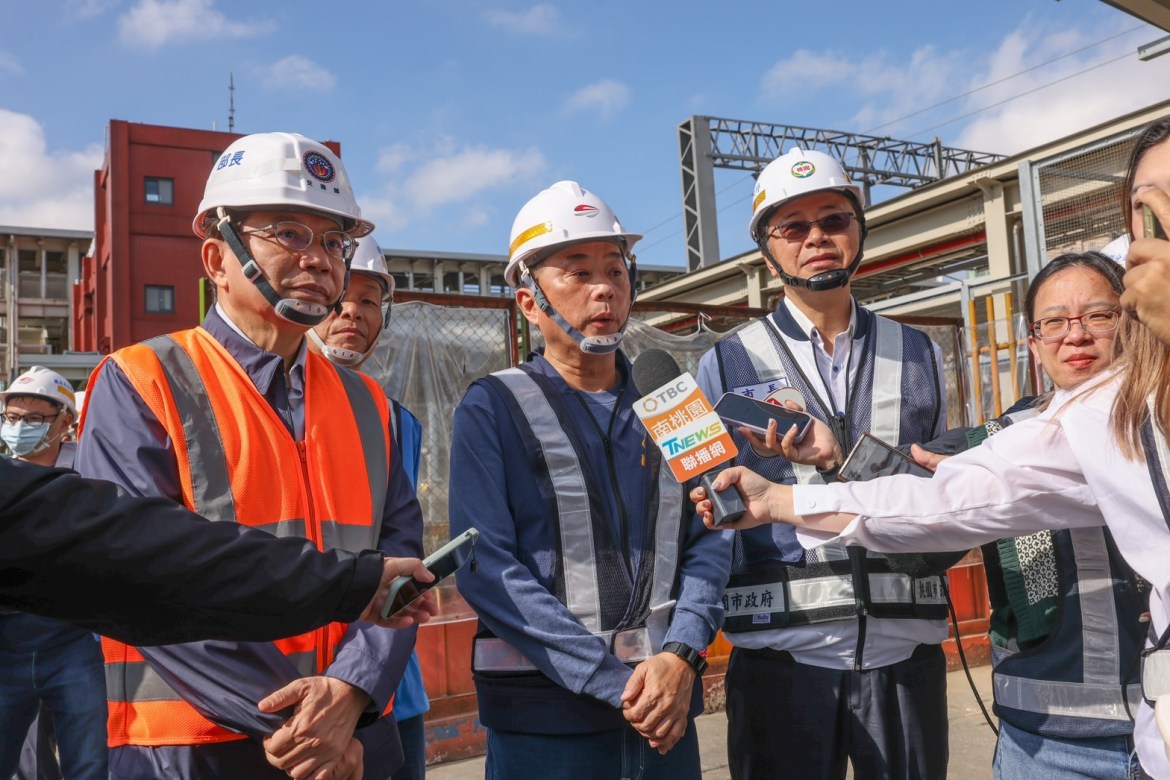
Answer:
[{"left": 0, "top": 459, "right": 384, "bottom": 645}]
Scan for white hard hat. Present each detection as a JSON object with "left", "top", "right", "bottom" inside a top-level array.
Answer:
[
  {"left": 505, "top": 180, "right": 641, "bottom": 287},
  {"left": 348, "top": 236, "right": 394, "bottom": 301},
  {"left": 193, "top": 132, "right": 374, "bottom": 239},
  {"left": 749, "top": 148, "right": 863, "bottom": 242},
  {"left": 0, "top": 366, "right": 76, "bottom": 416}
]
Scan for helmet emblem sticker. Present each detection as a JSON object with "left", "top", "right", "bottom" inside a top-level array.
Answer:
[
  {"left": 573, "top": 204, "right": 599, "bottom": 218},
  {"left": 303, "top": 151, "right": 336, "bottom": 183},
  {"left": 791, "top": 161, "right": 815, "bottom": 178}
]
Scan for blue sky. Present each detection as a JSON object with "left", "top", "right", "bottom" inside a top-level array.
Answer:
[{"left": 3, "top": 0, "right": 1170, "bottom": 268}]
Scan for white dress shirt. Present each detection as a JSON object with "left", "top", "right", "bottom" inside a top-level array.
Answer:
[{"left": 791, "top": 369, "right": 1170, "bottom": 776}]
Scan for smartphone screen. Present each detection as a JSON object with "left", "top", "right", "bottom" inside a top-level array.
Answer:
[
  {"left": 382, "top": 529, "right": 478, "bottom": 618},
  {"left": 714, "top": 392, "right": 812, "bottom": 441},
  {"left": 837, "top": 433, "right": 933, "bottom": 482}
]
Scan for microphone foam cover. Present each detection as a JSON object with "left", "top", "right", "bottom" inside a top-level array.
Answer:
[{"left": 632, "top": 349, "right": 682, "bottom": 397}]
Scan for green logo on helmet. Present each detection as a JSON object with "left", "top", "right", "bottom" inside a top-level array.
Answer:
[{"left": 791, "top": 161, "right": 815, "bottom": 178}]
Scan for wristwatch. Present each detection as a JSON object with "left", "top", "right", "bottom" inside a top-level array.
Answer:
[{"left": 662, "top": 641, "right": 708, "bottom": 676}]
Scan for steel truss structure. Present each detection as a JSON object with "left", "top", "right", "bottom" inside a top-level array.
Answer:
[{"left": 678, "top": 115, "right": 1006, "bottom": 271}]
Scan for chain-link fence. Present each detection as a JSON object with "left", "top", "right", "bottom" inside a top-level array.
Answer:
[
  {"left": 1026, "top": 130, "right": 1137, "bottom": 264},
  {"left": 1017, "top": 126, "right": 1142, "bottom": 399}
]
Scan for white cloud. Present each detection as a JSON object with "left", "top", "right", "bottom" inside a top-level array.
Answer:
[
  {"left": 405, "top": 146, "right": 546, "bottom": 209},
  {"left": 950, "top": 25, "right": 1170, "bottom": 154},
  {"left": 462, "top": 206, "right": 491, "bottom": 230},
  {"left": 0, "top": 52, "right": 23, "bottom": 76},
  {"left": 754, "top": 18, "right": 1169, "bottom": 159},
  {"left": 360, "top": 138, "right": 547, "bottom": 237},
  {"left": 760, "top": 50, "right": 856, "bottom": 98},
  {"left": 258, "top": 56, "right": 336, "bottom": 91},
  {"left": 561, "top": 79, "right": 630, "bottom": 119},
  {"left": 118, "top": 0, "right": 267, "bottom": 50},
  {"left": 66, "top": 0, "right": 119, "bottom": 19},
  {"left": 375, "top": 144, "right": 413, "bottom": 175},
  {"left": 483, "top": 4, "right": 564, "bottom": 36},
  {"left": 0, "top": 109, "right": 101, "bottom": 230}
]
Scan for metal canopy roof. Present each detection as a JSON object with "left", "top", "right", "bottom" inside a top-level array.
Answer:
[{"left": 1099, "top": 0, "right": 1170, "bottom": 31}]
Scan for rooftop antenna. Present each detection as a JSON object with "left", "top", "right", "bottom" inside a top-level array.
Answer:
[{"left": 228, "top": 72, "right": 235, "bottom": 132}]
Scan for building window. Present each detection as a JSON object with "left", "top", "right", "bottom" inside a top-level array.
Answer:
[
  {"left": 145, "top": 285, "right": 175, "bottom": 314},
  {"left": 145, "top": 177, "right": 174, "bottom": 205}
]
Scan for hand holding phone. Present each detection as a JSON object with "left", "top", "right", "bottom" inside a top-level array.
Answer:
[
  {"left": 1146, "top": 203, "right": 1165, "bottom": 239},
  {"left": 837, "top": 433, "right": 934, "bottom": 482},
  {"left": 381, "top": 528, "right": 479, "bottom": 619},
  {"left": 1143, "top": 204, "right": 1168, "bottom": 241},
  {"left": 714, "top": 392, "right": 813, "bottom": 442}
]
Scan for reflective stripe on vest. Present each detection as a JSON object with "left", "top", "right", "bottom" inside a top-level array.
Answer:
[
  {"left": 723, "top": 572, "right": 946, "bottom": 619},
  {"left": 474, "top": 368, "right": 683, "bottom": 670},
  {"left": 725, "top": 316, "right": 941, "bottom": 628},
  {"left": 993, "top": 527, "right": 1142, "bottom": 726},
  {"left": 96, "top": 328, "right": 390, "bottom": 747},
  {"left": 990, "top": 404, "right": 1145, "bottom": 736}
]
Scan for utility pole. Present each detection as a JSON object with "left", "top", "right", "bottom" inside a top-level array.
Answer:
[{"left": 228, "top": 73, "right": 235, "bottom": 133}]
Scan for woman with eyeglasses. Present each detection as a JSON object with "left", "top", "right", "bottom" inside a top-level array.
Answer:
[
  {"left": 928, "top": 252, "right": 1143, "bottom": 780},
  {"left": 691, "top": 117, "right": 1170, "bottom": 777}
]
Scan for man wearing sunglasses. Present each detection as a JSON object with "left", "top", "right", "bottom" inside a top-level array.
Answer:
[
  {"left": 696, "top": 148, "right": 955, "bottom": 779},
  {"left": 76, "top": 133, "right": 424, "bottom": 780}
]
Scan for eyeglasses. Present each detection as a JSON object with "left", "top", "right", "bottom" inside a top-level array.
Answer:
[
  {"left": 2, "top": 411, "right": 59, "bottom": 425},
  {"left": 241, "top": 222, "right": 356, "bottom": 262},
  {"left": 767, "top": 212, "right": 856, "bottom": 241},
  {"left": 1030, "top": 309, "right": 1121, "bottom": 340}
]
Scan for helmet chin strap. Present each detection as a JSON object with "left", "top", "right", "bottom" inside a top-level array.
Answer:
[
  {"left": 306, "top": 327, "right": 376, "bottom": 368},
  {"left": 761, "top": 245, "right": 864, "bottom": 292},
  {"left": 216, "top": 208, "right": 346, "bottom": 328},
  {"left": 521, "top": 251, "right": 639, "bottom": 356}
]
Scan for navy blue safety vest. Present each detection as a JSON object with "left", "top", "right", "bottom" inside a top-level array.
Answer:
[
  {"left": 713, "top": 304, "right": 946, "bottom": 633},
  {"left": 471, "top": 364, "right": 684, "bottom": 669},
  {"left": 992, "top": 526, "right": 1145, "bottom": 737},
  {"left": 982, "top": 405, "right": 1145, "bottom": 737}
]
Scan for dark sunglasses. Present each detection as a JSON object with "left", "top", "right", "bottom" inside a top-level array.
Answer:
[{"left": 767, "top": 212, "right": 856, "bottom": 241}]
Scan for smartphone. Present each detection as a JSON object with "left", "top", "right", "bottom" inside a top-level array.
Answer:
[
  {"left": 380, "top": 528, "right": 479, "bottom": 619},
  {"left": 713, "top": 392, "right": 813, "bottom": 442},
  {"left": 837, "top": 432, "right": 934, "bottom": 482},
  {"left": 1142, "top": 204, "right": 1167, "bottom": 240}
]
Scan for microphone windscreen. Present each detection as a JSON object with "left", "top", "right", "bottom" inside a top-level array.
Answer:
[{"left": 632, "top": 349, "right": 682, "bottom": 397}]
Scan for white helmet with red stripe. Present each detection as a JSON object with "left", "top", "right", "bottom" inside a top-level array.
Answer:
[
  {"left": 505, "top": 180, "right": 641, "bottom": 288},
  {"left": 0, "top": 366, "right": 76, "bottom": 416}
]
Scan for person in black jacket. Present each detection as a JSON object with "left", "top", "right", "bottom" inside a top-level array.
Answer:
[{"left": 0, "top": 459, "right": 434, "bottom": 646}]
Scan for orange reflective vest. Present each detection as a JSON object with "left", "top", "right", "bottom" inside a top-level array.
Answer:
[{"left": 89, "top": 328, "right": 390, "bottom": 747}]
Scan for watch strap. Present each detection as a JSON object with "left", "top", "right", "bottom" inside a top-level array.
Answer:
[{"left": 662, "top": 641, "right": 708, "bottom": 675}]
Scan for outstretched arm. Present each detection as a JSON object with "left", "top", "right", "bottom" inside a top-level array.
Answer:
[{"left": 0, "top": 460, "right": 435, "bottom": 644}]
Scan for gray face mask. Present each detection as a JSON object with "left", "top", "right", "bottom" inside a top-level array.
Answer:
[{"left": 1, "top": 420, "right": 51, "bottom": 457}]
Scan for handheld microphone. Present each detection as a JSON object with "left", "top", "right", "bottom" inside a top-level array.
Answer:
[{"left": 631, "top": 349, "right": 745, "bottom": 526}]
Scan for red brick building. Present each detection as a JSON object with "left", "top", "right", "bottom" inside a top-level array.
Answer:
[{"left": 74, "top": 121, "right": 340, "bottom": 354}]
